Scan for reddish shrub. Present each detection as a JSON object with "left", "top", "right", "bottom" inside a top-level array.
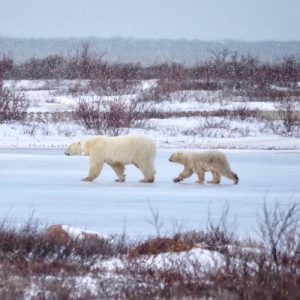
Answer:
[{"left": 129, "top": 237, "right": 196, "bottom": 257}]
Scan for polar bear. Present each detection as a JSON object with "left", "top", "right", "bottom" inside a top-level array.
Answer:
[
  {"left": 169, "top": 150, "right": 239, "bottom": 184},
  {"left": 65, "top": 135, "right": 156, "bottom": 183}
]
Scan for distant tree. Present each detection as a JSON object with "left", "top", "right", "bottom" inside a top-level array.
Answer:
[
  {"left": 0, "top": 56, "right": 13, "bottom": 85},
  {"left": 0, "top": 84, "right": 29, "bottom": 122}
]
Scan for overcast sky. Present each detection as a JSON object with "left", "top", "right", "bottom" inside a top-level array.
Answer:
[{"left": 0, "top": 0, "right": 300, "bottom": 40}]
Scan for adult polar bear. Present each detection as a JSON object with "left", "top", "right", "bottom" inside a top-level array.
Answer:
[{"left": 65, "top": 135, "right": 156, "bottom": 183}]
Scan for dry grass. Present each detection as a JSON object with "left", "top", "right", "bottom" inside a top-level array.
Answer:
[
  {"left": 0, "top": 202, "right": 299, "bottom": 299},
  {"left": 129, "top": 236, "right": 196, "bottom": 257}
]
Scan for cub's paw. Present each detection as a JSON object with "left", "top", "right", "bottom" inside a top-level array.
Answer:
[
  {"left": 207, "top": 180, "right": 220, "bottom": 184},
  {"left": 81, "top": 177, "right": 93, "bottom": 182},
  {"left": 173, "top": 177, "right": 182, "bottom": 183},
  {"left": 115, "top": 178, "right": 125, "bottom": 182},
  {"left": 195, "top": 180, "right": 204, "bottom": 184}
]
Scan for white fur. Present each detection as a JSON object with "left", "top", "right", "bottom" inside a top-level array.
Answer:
[
  {"left": 66, "top": 135, "right": 156, "bottom": 183},
  {"left": 169, "top": 150, "right": 239, "bottom": 184}
]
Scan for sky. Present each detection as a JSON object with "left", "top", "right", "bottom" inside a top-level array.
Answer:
[{"left": 0, "top": 0, "right": 300, "bottom": 41}]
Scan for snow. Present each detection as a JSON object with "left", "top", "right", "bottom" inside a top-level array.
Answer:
[
  {"left": 1, "top": 79, "right": 300, "bottom": 150},
  {"left": 142, "top": 247, "right": 224, "bottom": 270},
  {"left": 148, "top": 97, "right": 279, "bottom": 112},
  {"left": 100, "top": 246, "right": 224, "bottom": 274},
  {"left": 1, "top": 79, "right": 300, "bottom": 296},
  {"left": 0, "top": 149, "right": 299, "bottom": 239},
  {"left": 1, "top": 79, "right": 300, "bottom": 238}
]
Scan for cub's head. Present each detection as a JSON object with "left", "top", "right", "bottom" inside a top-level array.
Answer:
[
  {"left": 64, "top": 141, "right": 81, "bottom": 156},
  {"left": 168, "top": 152, "right": 184, "bottom": 163}
]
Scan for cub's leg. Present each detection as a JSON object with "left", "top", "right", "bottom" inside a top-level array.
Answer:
[
  {"left": 173, "top": 167, "right": 193, "bottom": 183},
  {"left": 207, "top": 171, "right": 221, "bottom": 184},
  {"left": 110, "top": 164, "right": 126, "bottom": 182},
  {"left": 195, "top": 170, "right": 205, "bottom": 184}
]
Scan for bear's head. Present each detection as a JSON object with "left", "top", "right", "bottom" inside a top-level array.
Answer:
[
  {"left": 168, "top": 152, "right": 184, "bottom": 163},
  {"left": 64, "top": 141, "right": 81, "bottom": 156}
]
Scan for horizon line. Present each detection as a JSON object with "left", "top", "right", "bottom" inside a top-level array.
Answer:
[{"left": 1, "top": 36, "right": 300, "bottom": 43}]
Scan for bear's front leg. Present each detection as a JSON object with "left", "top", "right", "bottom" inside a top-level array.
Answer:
[
  {"left": 115, "top": 176, "right": 126, "bottom": 182},
  {"left": 81, "top": 176, "right": 94, "bottom": 182},
  {"left": 82, "top": 159, "right": 103, "bottom": 182}
]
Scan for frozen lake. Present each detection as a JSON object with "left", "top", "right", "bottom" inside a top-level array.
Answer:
[{"left": 0, "top": 149, "right": 299, "bottom": 238}]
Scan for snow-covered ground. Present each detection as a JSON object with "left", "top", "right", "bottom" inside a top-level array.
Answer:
[
  {"left": 1, "top": 149, "right": 299, "bottom": 238},
  {"left": 1, "top": 80, "right": 299, "bottom": 297},
  {"left": 1, "top": 79, "right": 300, "bottom": 238},
  {"left": 1, "top": 79, "right": 300, "bottom": 149}
]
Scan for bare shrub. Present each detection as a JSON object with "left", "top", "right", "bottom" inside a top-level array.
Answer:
[
  {"left": 200, "top": 201, "right": 300, "bottom": 300},
  {"left": 73, "top": 97, "right": 140, "bottom": 135},
  {"left": 66, "top": 42, "right": 105, "bottom": 80},
  {"left": 0, "top": 84, "right": 29, "bottom": 123},
  {"left": 90, "top": 75, "right": 139, "bottom": 96},
  {"left": 269, "top": 99, "right": 300, "bottom": 137},
  {"left": 258, "top": 201, "right": 300, "bottom": 267},
  {"left": 22, "top": 123, "right": 39, "bottom": 136},
  {"left": 73, "top": 98, "right": 107, "bottom": 132},
  {"left": 183, "top": 117, "right": 250, "bottom": 138},
  {"left": 57, "top": 125, "right": 76, "bottom": 137},
  {"left": 0, "top": 55, "right": 14, "bottom": 84},
  {"left": 193, "top": 49, "right": 259, "bottom": 91},
  {"left": 278, "top": 100, "right": 300, "bottom": 133},
  {"left": 129, "top": 237, "right": 195, "bottom": 257},
  {"left": 66, "top": 80, "right": 90, "bottom": 96},
  {"left": 191, "top": 50, "right": 300, "bottom": 103},
  {"left": 155, "top": 63, "right": 186, "bottom": 93},
  {"left": 4, "top": 46, "right": 300, "bottom": 103},
  {"left": 0, "top": 202, "right": 300, "bottom": 299},
  {"left": 0, "top": 217, "right": 128, "bottom": 262},
  {"left": 234, "top": 104, "right": 259, "bottom": 121},
  {"left": 134, "top": 87, "right": 162, "bottom": 103},
  {"left": 134, "top": 64, "right": 192, "bottom": 102}
]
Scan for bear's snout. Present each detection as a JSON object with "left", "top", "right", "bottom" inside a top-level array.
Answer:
[
  {"left": 64, "top": 151, "right": 70, "bottom": 156},
  {"left": 168, "top": 157, "right": 173, "bottom": 162}
]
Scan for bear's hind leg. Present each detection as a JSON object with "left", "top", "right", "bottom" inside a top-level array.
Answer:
[
  {"left": 110, "top": 164, "right": 126, "bottom": 182},
  {"left": 207, "top": 171, "right": 221, "bottom": 184},
  {"left": 135, "top": 161, "right": 156, "bottom": 183}
]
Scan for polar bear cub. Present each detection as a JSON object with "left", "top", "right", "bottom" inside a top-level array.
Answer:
[
  {"left": 169, "top": 150, "right": 239, "bottom": 184},
  {"left": 65, "top": 135, "right": 156, "bottom": 183}
]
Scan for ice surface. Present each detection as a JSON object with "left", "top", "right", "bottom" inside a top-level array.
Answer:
[{"left": 0, "top": 149, "right": 299, "bottom": 239}]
